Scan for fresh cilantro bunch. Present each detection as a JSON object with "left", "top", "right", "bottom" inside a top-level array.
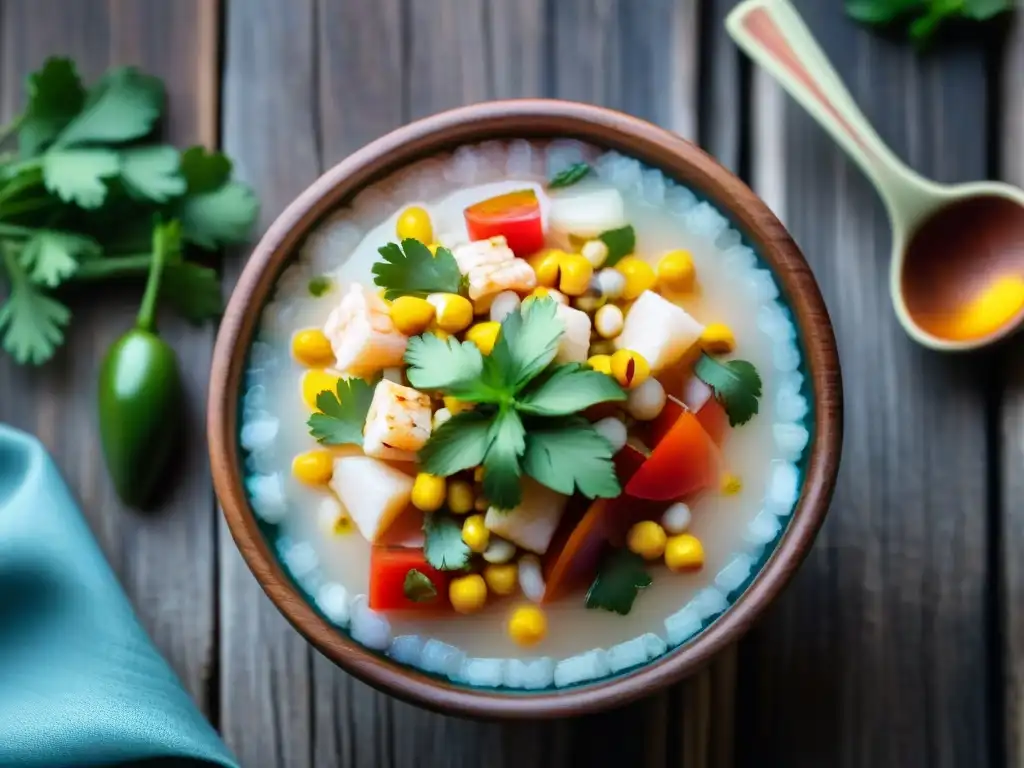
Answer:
[
  {"left": 406, "top": 297, "right": 627, "bottom": 510},
  {"left": 846, "top": 0, "right": 1013, "bottom": 43},
  {"left": 0, "top": 57, "right": 259, "bottom": 364}
]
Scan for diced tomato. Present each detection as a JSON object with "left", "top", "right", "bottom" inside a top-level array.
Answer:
[
  {"left": 626, "top": 410, "right": 719, "bottom": 501},
  {"left": 368, "top": 547, "right": 450, "bottom": 611},
  {"left": 464, "top": 189, "right": 545, "bottom": 257},
  {"left": 696, "top": 398, "right": 729, "bottom": 447},
  {"left": 648, "top": 393, "right": 729, "bottom": 448}
]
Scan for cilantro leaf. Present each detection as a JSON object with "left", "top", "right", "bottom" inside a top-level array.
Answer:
[
  {"left": 18, "top": 57, "right": 86, "bottom": 158},
  {"left": 963, "top": 0, "right": 1011, "bottom": 19},
  {"left": 548, "top": 162, "right": 591, "bottom": 189},
  {"left": 489, "top": 297, "right": 563, "bottom": 392},
  {"left": 585, "top": 549, "right": 652, "bottom": 616},
  {"left": 403, "top": 569, "right": 438, "bottom": 602},
  {"left": 120, "top": 145, "right": 186, "bottom": 203},
  {"left": 694, "top": 353, "right": 762, "bottom": 427},
  {"left": 42, "top": 148, "right": 119, "bottom": 208},
  {"left": 522, "top": 417, "right": 621, "bottom": 499},
  {"left": 517, "top": 363, "right": 626, "bottom": 416},
  {"left": 404, "top": 332, "right": 484, "bottom": 393},
  {"left": 52, "top": 67, "right": 163, "bottom": 148},
  {"left": 163, "top": 262, "right": 223, "bottom": 323},
  {"left": 599, "top": 225, "right": 636, "bottom": 268},
  {"left": 19, "top": 230, "right": 100, "bottom": 287},
  {"left": 423, "top": 512, "right": 472, "bottom": 571},
  {"left": 0, "top": 250, "right": 70, "bottom": 364},
  {"left": 307, "top": 377, "right": 375, "bottom": 446},
  {"left": 372, "top": 239, "right": 463, "bottom": 300},
  {"left": 845, "top": 0, "right": 922, "bottom": 23},
  {"left": 179, "top": 146, "right": 232, "bottom": 193},
  {"left": 179, "top": 181, "right": 259, "bottom": 249},
  {"left": 418, "top": 411, "right": 492, "bottom": 477},
  {"left": 482, "top": 407, "right": 526, "bottom": 510}
]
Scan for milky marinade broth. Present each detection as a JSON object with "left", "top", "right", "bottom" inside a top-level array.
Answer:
[{"left": 240, "top": 140, "right": 809, "bottom": 687}]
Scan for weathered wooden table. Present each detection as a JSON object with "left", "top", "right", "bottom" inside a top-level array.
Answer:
[{"left": 2, "top": 1, "right": 1022, "bottom": 765}]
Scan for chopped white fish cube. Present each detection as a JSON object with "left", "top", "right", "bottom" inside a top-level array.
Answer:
[
  {"left": 554, "top": 303, "right": 592, "bottom": 363},
  {"left": 349, "top": 596, "right": 392, "bottom": 651},
  {"left": 745, "top": 509, "right": 782, "bottom": 546},
  {"left": 615, "top": 290, "right": 704, "bottom": 372},
  {"left": 324, "top": 284, "right": 408, "bottom": 376},
  {"left": 240, "top": 415, "right": 278, "bottom": 453},
  {"left": 388, "top": 635, "right": 425, "bottom": 666},
  {"left": 485, "top": 480, "right": 569, "bottom": 555},
  {"left": 362, "top": 379, "right": 432, "bottom": 461},
  {"left": 766, "top": 461, "right": 800, "bottom": 515},
  {"left": 691, "top": 587, "right": 729, "bottom": 619},
  {"left": 549, "top": 187, "right": 627, "bottom": 238},
  {"left": 715, "top": 554, "right": 755, "bottom": 593},
  {"left": 315, "top": 583, "right": 350, "bottom": 627},
  {"left": 330, "top": 455, "right": 414, "bottom": 542},
  {"left": 773, "top": 423, "right": 810, "bottom": 460},
  {"left": 606, "top": 637, "right": 649, "bottom": 673},
  {"left": 642, "top": 632, "right": 668, "bottom": 660},
  {"left": 246, "top": 474, "right": 286, "bottom": 523},
  {"left": 554, "top": 649, "right": 610, "bottom": 687},
  {"left": 419, "top": 640, "right": 466, "bottom": 679},
  {"left": 665, "top": 606, "right": 703, "bottom": 646},
  {"left": 452, "top": 237, "right": 537, "bottom": 301},
  {"left": 518, "top": 554, "right": 546, "bottom": 602},
  {"left": 504, "top": 658, "right": 556, "bottom": 690},
  {"left": 460, "top": 658, "right": 506, "bottom": 688}
]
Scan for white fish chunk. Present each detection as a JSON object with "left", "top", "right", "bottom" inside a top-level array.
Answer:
[
  {"left": 362, "top": 379, "right": 432, "bottom": 462},
  {"left": 485, "top": 478, "right": 569, "bottom": 555},
  {"left": 324, "top": 284, "right": 407, "bottom": 376},
  {"left": 554, "top": 303, "right": 591, "bottom": 364},
  {"left": 453, "top": 237, "right": 537, "bottom": 301},
  {"left": 615, "top": 290, "right": 704, "bottom": 372},
  {"left": 330, "top": 455, "right": 414, "bottom": 542}
]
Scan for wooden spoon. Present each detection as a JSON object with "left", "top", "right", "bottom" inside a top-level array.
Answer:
[{"left": 727, "top": 0, "right": 1024, "bottom": 352}]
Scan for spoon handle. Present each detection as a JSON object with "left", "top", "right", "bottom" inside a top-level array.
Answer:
[{"left": 726, "top": 0, "right": 935, "bottom": 221}]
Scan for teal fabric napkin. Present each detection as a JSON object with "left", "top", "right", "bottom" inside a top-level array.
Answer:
[{"left": 0, "top": 424, "right": 238, "bottom": 768}]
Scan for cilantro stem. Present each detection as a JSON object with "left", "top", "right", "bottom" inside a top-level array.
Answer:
[
  {"left": 136, "top": 224, "right": 169, "bottom": 332},
  {"left": 0, "top": 165, "right": 44, "bottom": 206},
  {"left": 72, "top": 254, "right": 154, "bottom": 281}
]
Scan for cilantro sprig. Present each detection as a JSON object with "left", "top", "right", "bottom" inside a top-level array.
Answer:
[
  {"left": 846, "top": 0, "right": 1012, "bottom": 43},
  {"left": 586, "top": 549, "right": 652, "bottom": 616},
  {"left": 307, "top": 378, "right": 376, "bottom": 446},
  {"left": 423, "top": 512, "right": 472, "bottom": 571},
  {"left": 372, "top": 238, "right": 464, "bottom": 300},
  {"left": 0, "top": 57, "right": 259, "bottom": 365},
  {"left": 548, "top": 162, "right": 592, "bottom": 190},
  {"left": 407, "top": 297, "right": 627, "bottom": 509},
  {"left": 694, "top": 353, "right": 763, "bottom": 427}
]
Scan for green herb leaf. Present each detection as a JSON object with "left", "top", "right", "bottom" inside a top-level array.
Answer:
[
  {"left": 845, "top": 0, "right": 922, "bottom": 23},
  {"left": 308, "top": 275, "right": 333, "bottom": 297},
  {"left": 585, "top": 549, "right": 652, "bottom": 616},
  {"left": 963, "top": 0, "right": 1011, "bottom": 20},
  {"left": 163, "top": 262, "right": 223, "bottom": 323},
  {"left": 522, "top": 417, "right": 621, "bottom": 499},
  {"left": 517, "top": 363, "right": 626, "bottom": 416},
  {"left": 489, "top": 297, "right": 563, "bottom": 392},
  {"left": 120, "top": 145, "right": 186, "bottom": 203},
  {"left": 482, "top": 407, "right": 526, "bottom": 510},
  {"left": 179, "top": 181, "right": 259, "bottom": 249},
  {"left": 403, "top": 569, "right": 438, "bottom": 602},
  {"left": 423, "top": 512, "right": 472, "bottom": 571},
  {"left": 18, "top": 57, "right": 86, "bottom": 158},
  {"left": 693, "top": 353, "right": 762, "bottom": 427},
  {"left": 419, "top": 411, "right": 492, "bottom": 477},
  {"left": 404, "top": 333, "right": 486, "bottom": 395},
  {"left": 372, "top": 239, "right": 463, "bottom": 300},
  {"left": 0, "top": 249, "right": 70, "bottom": 364},
  {"left": 42, "top": 148, "right": 119, "bottom": 208},
  {"left": 548, "top": 162, "right": 592, "bottom": 189},
  {"left": 307, "top": 377, "right": 375, "bottom": 446},
  {"left": 179, "top": 146, "right": 232, "bottom": 193},
  {"left": 52, "top": 67, "right": 163, "bottom": 148},
  {"left": 599, "top": 225, "right": 636, "bottom": 268},
  {"left": 19, "top": 230, "right": 100, "bottom": 287}
]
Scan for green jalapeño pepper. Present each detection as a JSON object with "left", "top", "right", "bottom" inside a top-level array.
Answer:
[{"left": 98, "top": 220, "right": 184, "bottom": 508}]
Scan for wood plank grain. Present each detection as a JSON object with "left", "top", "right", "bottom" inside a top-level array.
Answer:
[
  {"left": 0, "top": 0, "right": 218, "bottom": 713},
  {"left": 1002, "top": 11, "right": 1024, "bottom": 767},
  {"left": 737, "top": 4, "right": 992, "bottom": 767}
]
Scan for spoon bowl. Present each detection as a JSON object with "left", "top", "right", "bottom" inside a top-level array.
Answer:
[{"left": 727, "top": 0, "right": 1024, "bottom": 352}]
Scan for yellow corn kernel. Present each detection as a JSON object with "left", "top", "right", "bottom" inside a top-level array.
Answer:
[
  {"left": 390, "top": 296, "right": 436, "bottom": 336},
  {"left": 449, "top": 574, "right": 488, "bottom": 614},
  {"left": 396, "top": 205, "right": 433, "bottom": 243},
  {"left": 558, "top": 253, "right": 594, "bottom": 297},
  {"left": 507, "top": 605, "right": 547, "bottom": 647},
  {"left": 427, "top": 293, "right": 474, "bottom": 333},
  {"left": 448, "top": 480, "right": 475, "bottom": 515},
  {"left": 411, "top": 473, "right": 447, "bottom": 512},
  {"left": 665, "top": 533, "right": 705, "bottom": 572},
  {"left": 626, "top": 520, "right": 668, "bottom": 561},
  {"left": 700, "top": 323, "right": 736, "bottom": 355},
  {"left": 657, "top": 249, "right": 696, "bottom": 292},
  {"left": 443, "top": 396, "right": 473, "bottom": 415},
  {"left": 428, "top": 326, "right": 451, "bottom": 341},
  {"left": 587, "top": 354, "right": 613, "bottom": 375},
  {"left": 484, "top": 563, "right": 519, "bottom": 596},
  {"left": 615, "top": 257, "right": 657, "bottom": 300},
  {"left": 291, "top": 328, "right": 334, "bottom": 367},
  {"left": 461, "top": 514, "right": 490, "bottom": 553},
  {"left": 465, "top": 321, "right": 502, "bottom": 355},
  {"left": 332, "top": 513, "right": 354, "bottom": 535},
  {"left": 301, "top": 370, "right": 341, "bottom": 410},
  {"left": 721, "top": 473, "right": 742, "bottom": 495},
  {"left": 291, "top": 450, "right": 334, "bottom": 485},
  {"left": 610, "top": 349, "right": 651, "bottom": 390},
  {"left": 534, "top": 250, "right": 564, "bottom": 287}
]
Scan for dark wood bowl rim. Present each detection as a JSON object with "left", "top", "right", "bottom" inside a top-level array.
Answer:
[{"left": 208, "top": 98, "right": 843, "bottom": 720}]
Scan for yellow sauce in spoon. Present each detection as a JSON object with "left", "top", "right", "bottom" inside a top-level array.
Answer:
[{"left": 939, "top": 275, "right": 1024, "bottom": 342}]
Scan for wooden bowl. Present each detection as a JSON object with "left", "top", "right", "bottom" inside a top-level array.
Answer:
[{"left": 209, "top": 99, "right": 842, "bottom": 719}]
